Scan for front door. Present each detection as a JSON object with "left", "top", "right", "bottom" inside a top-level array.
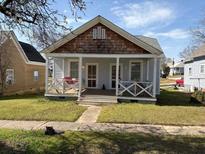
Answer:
[
  {"left": 86, "top": 64, "right": 98, "bottom": 88},
  {"left": 110, "top": 64, "right": 122, "bottom": 89}
]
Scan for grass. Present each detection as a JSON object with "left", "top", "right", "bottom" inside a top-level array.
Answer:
[
  {"left": 0, "top": 95, "right": 86, "bottom": 121},
  {"left": 160, "top": 78, "right": 175, "bottom": 85},
  {"left": 98, "top": 90, "right": 205, "bottom": 125},
  {"left": 0, "top": 129, "right": 204, "bottom": 154}
]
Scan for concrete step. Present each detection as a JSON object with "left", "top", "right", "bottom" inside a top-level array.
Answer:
[{"left": 79, "top": 95, "right": 118, "bottom": 105}]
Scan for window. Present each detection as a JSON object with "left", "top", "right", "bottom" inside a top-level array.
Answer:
[
  {"left": 130, "top": 62, "right": 141, "bottom": 81},
  {"left": 200, "top": 64, "right": 205, "bottom": 74},
  {"left": 188, "top": 67, "right": 192, "bottom": 76},
  {"left": 92, "top": 26, "right": 106, "bottom": 39},
  {"left": 34, "top": 71, "right": 39, "bottom": 81},
  {"left": 70, "top": 62, "right": 78, "bottom": 78},
  {"left": 6, "top": 69, "right": 14, "bottom": 85}
]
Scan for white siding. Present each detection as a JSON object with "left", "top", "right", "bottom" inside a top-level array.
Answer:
[{"left": 184, "top": 59, "right": 205, "bottom": 91}]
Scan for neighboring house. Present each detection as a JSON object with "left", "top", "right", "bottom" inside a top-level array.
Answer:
[
  {"left": 43, "top": 16, "right": 163, "bottom": 102},
  {"left": 0, "top": 31, "right": 45, "bottom": 95},
  {"left": 169, "top": 61, "right": 184, "bottom": 76},
  {"left": 184, "top": 45, "right": 205, "bottom": 92}
]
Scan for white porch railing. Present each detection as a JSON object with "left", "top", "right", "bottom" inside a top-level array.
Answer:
[
  {"left": 118, "top": 81, "right": 154, "bottom": 98},
  {"left": 47, "top": 78, "right": 79, "bottom": 95}
]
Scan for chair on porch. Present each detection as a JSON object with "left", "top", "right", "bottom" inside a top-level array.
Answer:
[{"left": 63, "top": 77, "right": 79, "bottom": 93}]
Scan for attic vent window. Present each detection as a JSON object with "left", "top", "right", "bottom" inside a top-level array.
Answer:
[{"left": 93, "top": 26, "right": 106, "bottom": 39}]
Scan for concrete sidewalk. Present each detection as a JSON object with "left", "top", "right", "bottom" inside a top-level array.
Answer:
[
  {"left": 76, "top": 106, "right": 101, "bottom": 123},
  {"left": 0, "top": 120, "right": 205, "bottom": 136}
]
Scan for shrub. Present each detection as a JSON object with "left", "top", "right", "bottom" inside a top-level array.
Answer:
[{"left": 191, "top": 90, "right": 205, "bottom": 105}]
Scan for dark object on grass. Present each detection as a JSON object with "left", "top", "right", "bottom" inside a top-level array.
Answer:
[
  {"left": 45, "top": 126, "right": 64, "bottom": 135},
  {"left": 102, "top": 84, "right": 106, "bottom": 90},
  {"left": 174, "top": 85, "right": 178, "bottom": 90}
]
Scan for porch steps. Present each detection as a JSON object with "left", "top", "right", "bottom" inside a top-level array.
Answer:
[{"left": 78, "top": 95, "right": 118, "bottom": 105}]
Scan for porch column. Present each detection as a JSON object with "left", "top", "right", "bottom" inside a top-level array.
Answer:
[
  {"left": 116, "top": 57, "right": 120, "bottom": 95},
  {"left": 78, "top": 57, "right": 82, "bottom": 100},
  {"left": 153, "top": 57, "right": 157, "bottom": 97},
  {"left": 146, "top": 59, "right": 149, "bottom": 81},
  {"left": 62, "top": 58, "right": 65, "bottom": 94},
  {"left": 45, "top": 56, "right": 49, "bottom": 94}
]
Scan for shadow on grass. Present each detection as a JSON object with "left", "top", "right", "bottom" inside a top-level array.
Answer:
[
  {"left": 1, "top": 131, "right": 205, "bottom": 154},
  {"left": 156, "top": 89, "right": 203, "bottom": 107},
  {"left": 0, "top": 141, "right": 26, "bottom": 154},
  {"left": 0, "top": 93, "right": 43, "bottom": 101}
]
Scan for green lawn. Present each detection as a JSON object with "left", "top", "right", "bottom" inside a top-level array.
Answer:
[
  {"left": 0, "top": 129, "right": 204, "bottom": 154},
  {"left": 0, "top": 95, "right": 86, "bottom": 121},
  {"left": 98, "top": 90, "right": 205, "bottom": 125}
]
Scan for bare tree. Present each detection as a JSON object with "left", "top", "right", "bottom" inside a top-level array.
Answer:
[
  {"left": 192, "top": 18, "right": 205, "bottom": 45},
  {"left": 179, "top": 45, "right": 197, "bottom": 59},
  {"left": 0, "top": 31, "right": 12, "bottom": 94},
  {"left": 0, "top": 0, "right": 86, "bottom": 49}
]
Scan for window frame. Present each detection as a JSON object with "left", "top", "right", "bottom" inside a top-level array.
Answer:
[
  {"left": 33, "top": 70, "right": 39, "bottom": 81},
  {"left": 92, "top": 26, "right": 106, "bottom": 39},
  {"left": 129, "top": 60, "right": 143, "bottom": 82},
  {"left": 70, "top": 61, "right": 79, "bottom": 79},
  {"left": 188, "top": 67, "right": 192, "bottom": 76},
  {"left": 199, "top": 64, "right": 205, "bottom": 74},
  {"left": 6, "top": 69, "right": 15, "bottom": 85}
]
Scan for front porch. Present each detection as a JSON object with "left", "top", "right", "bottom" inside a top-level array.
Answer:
[{"left": 45, "top": 54, "right": 159, "bottom": 102}]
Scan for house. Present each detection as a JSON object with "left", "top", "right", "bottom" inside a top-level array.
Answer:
[
  {"left": 184, "top": 45, "right": 205, "bottom": 92},
  {"left": 0, "top": 31, "right": 45, "bottom": 95},
  {"left": 43, "top": 16, "right": 163, "bottom": 102},
  {"left": 169, "top": 60, "right": 184, "bottom": 76}
]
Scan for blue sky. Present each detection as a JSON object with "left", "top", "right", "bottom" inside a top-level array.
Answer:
[{"left": 16, "top": 0, "right": 205, "bottom": 60}]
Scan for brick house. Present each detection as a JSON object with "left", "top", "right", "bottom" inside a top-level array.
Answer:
[
  {"left": 43, "top": 16, "right": 164, "bottom": 102},
  {"left": 0, "top": 31, "right": 45, "bottom": 95}
]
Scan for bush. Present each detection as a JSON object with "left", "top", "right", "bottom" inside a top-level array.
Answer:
[{"left": 191, "top": 90, "right": 205, "bottom": 105}]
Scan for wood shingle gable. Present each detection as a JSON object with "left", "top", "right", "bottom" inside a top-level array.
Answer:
[
  {"left": 53, "top": 23, "right": 149, "bottom": 54},
  {"left": 43, "top": 15, "right": 163, "bottom": 55}
]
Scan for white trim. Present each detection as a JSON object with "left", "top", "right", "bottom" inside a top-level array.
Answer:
[
  {"left": 85, "top": 63, "right": 99, "bottom": 89},
  {"left": 62, "top": 58, "right": 65, "bottom": 78},
  {"left": 146, "top": 59, "right": 149, "bottom": 81},
  {"left": 45, "top": 93, "right": 78, "bottom": 97},
  {"left": 117, "top": 96, "right": 156, "bottom": 102},
  {"left": 78, "top": 57, "right": 82, "bottom": 99},
  {"left": 62, "top": 58, "right": 65, "bottom": 94},
  {"left": 110, "top": 63, "right": 123, "bottom": 89},
  {"left": 42, "top": 16, "right": 163, "bottom": 55},
  {"left": 116, "top": 58, "right": 120, "bottom": 95},
  {"left": 129, "top": 60, "right": 143, "bottom": 82},
  {"left": 153, "top": 58, "right": 157, "bottom": 97},
  {"left": 27, "top": 62, "right": 45, "bottom": 66},
  {"left": 45, "top": 57, "right": 48, "bottom": 94},
  {"left": 46, "top": 53, "right": 160, "bottom": 58}
]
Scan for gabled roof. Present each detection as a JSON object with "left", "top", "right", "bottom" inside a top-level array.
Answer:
[
  {"left": 135, "top": 35, "right": 163, "bottom": 52},
  {"left": 1, "top": 31, "right": 45, "bottom": 64},
  {"left": 185, "top": 44, "right": 205, "bottom": 63},
  {"left": 42, "top": 15, "right": 163, "bottom": 55},
  {"left": 192, "top": 44, "right": 205, "bottom": 58},
  {"left": 19, "top": 41, "right": 45, "bottom": 63}
]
